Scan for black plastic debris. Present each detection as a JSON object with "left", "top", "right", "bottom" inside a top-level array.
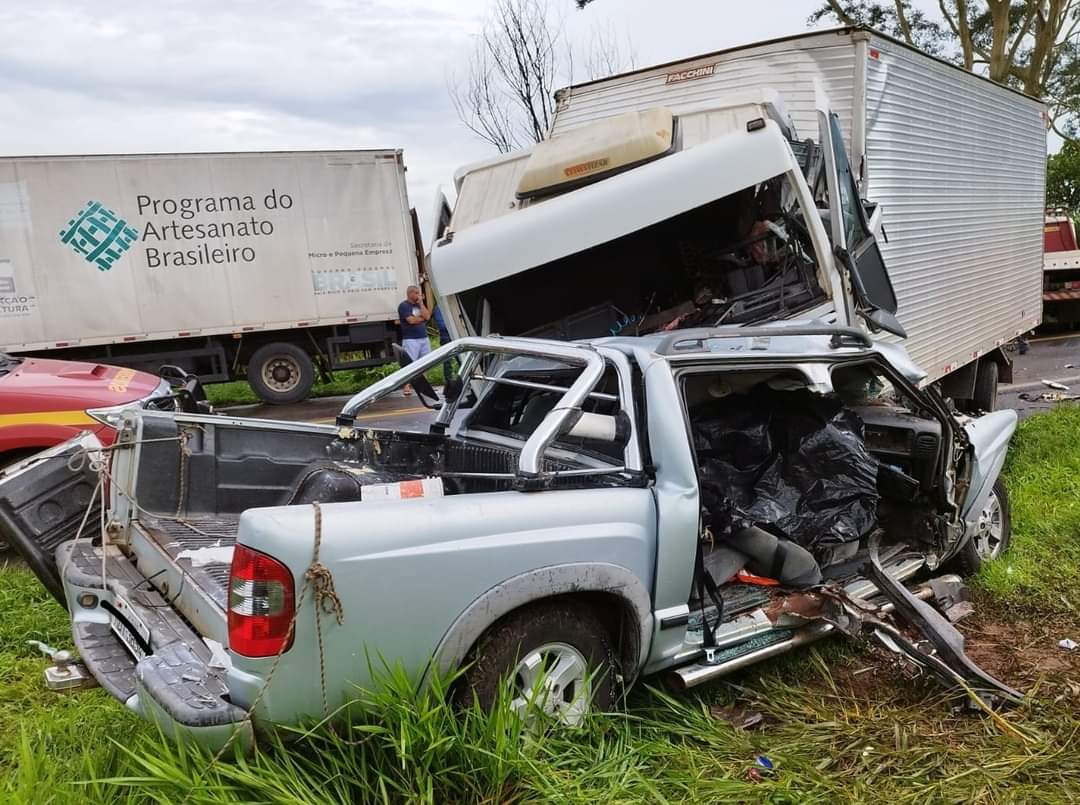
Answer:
[{"left": 693, "top": 389, "right": 879, "bottom": 557}]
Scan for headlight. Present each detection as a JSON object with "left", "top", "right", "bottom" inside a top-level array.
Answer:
[
  {"left": 87, "top": 379, "right": 177, "bottom": 428},
  {"left": 85, "top": 402, "right": 136, "bottom": 429}
]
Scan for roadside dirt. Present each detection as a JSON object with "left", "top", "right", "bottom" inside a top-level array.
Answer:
[
  {"left": 826, "top": 609, "right": 1080, "bottom": 708},
  {"left": 960, "top": 611, "right": 1080, "bottom": 702}
]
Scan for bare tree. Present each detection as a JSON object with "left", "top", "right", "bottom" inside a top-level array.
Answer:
[
  {"left": 582, "top": 20, "right": 637, "bottom": 81},
  {"left": 451, "top": 0, "right": 635, "bottom": 152},
  {"left": 451, "top": 0, "right": 566, "bottom": 152}
]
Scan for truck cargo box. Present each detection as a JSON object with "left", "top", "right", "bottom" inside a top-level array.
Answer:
[
  {"left": 0, "top": 150, "right": 418, "bottom": 353},
  {"left": 448, "top": 27, "right": 1045, "bottom": 387}
]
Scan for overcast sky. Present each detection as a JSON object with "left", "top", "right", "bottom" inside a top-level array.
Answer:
[{"left": 0, "top": 1, "right": 903, "bottom": 231}]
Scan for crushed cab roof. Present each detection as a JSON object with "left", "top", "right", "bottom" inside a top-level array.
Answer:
[{"left": 431, "top": 120, "right": 797, "bottom": 297}]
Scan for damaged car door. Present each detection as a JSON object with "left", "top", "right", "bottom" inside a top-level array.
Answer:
[
  {"left": 0, "top": 433, "right": 105, "bottom": 604},
  {"left": 816, "top": 98, "right": 906, "bottom": 340}
]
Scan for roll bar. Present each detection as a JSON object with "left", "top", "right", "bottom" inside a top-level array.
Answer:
[{"left": 336, "top": 336, "right": 608, "bottom": 478}]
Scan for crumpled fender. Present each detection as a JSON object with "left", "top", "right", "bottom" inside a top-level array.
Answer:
[{"left": 961, "top": 409, "right": 1017, "bottom": 521}]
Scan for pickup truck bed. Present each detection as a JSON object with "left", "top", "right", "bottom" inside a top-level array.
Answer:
[{"left": 138, "top": 515, "right": 240, "bottom": 610}]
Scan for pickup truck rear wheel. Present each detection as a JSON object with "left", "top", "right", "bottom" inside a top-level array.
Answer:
[
  {"left": 461, "top": 602, "right": 617, "bottom": 724},
  {"left": 247, "top": 342, "right": 315, "bottom": 405}
]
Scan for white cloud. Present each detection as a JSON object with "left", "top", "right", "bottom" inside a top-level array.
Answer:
[{"left": 0, "top": 0, "right": 839, "bottom": 224}]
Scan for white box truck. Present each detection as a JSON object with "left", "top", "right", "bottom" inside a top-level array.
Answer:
[
  {"left": 435, "top": 27, "right": 1045, "bottom": 412},
  {"left": 0, "top": 149, "right": 421, "bottom": 403}
]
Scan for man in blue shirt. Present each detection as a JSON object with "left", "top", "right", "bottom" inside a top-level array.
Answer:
[{"left": 398, "top": 285, "right": 431, "bottom": 395}]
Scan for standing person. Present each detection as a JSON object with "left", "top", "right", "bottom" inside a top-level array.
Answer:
[
  {"left": 432, "top": 305, "right": 455, "bottom": 385},
  {"left": 398, "top": 285, "right": 431, "bottom": 396}
]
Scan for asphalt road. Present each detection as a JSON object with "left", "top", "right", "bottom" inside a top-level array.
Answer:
[
  {"left": 223, "top": 334, "right": 1080, "bottom": 427},
  {"left": 998, "top": 333, "right": 1080, "bottom": 420},
  {"left": 224, "top": 389, "right": 439, "bottom": 431}
]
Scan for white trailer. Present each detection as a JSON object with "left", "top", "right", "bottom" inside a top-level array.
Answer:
[
  {"left": 442, "top": 27, "right": 1045, "bottom": 411},
  {"left": 0, "top": 149, "right": 421, "bottom": 403}
]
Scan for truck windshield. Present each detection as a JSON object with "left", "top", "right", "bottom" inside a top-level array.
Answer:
[{"left": 457, "top": 172, "right": 826, "bottom": 341}]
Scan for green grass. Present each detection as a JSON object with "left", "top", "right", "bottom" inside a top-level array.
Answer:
[
  {"left": 978, "top": 404, "right": 1080, "bottom": 611},
  {"left": 6, "top": 646, "right": 1078, "bottom": 804},
  {"left": 0, "top": 562, "right": 150, "bottom": 803},
  {"left": 205, "top": 365, "right": 399, "bottom": 408},
  {"left": 206, "top": 337, "right": 451, "bottom": 407},
  {"left": 3, "top": 407, "right": 1080, "bottom": 802}
]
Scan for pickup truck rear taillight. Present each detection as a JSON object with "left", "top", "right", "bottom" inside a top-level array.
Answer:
[{"left": 228, "top": 544, "right": 296, "bottom": 657}]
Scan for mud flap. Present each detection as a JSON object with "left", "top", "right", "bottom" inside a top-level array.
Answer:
[
  {"left": 0, "top": 433, "right": 103, "bottom": 605},
  {"left": 821, "top": 533, "right": 1023, "bottom": 704}
]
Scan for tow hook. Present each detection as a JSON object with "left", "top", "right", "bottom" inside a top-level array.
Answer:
[{"left": 27, "top": 640, "right": 98, "bottom": 692}]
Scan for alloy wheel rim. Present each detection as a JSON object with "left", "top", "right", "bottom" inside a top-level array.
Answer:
[
  {"left": 509, "top": 642, "right": 590, "bottom": 726},
  {"left": 975, "top": 490, "right": 1004, "bottom": 560}
]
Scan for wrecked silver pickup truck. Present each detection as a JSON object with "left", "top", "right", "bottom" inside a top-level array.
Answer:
[{"left": 1, "top": 326, "right": 1019, "bottom": 749}]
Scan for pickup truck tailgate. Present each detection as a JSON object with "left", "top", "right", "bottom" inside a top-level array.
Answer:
[
  {"left": 0, "top": 433, "right": 103, "bottom": 603},
  {"left": 59, "top": 537, "right": 249, "bottom": 741}
]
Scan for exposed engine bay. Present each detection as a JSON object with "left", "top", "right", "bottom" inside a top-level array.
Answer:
[{"left": 457, "top": 172, "right": 826, "bottom": 340}]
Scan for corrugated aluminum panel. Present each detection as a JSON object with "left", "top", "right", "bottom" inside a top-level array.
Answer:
[
  {"left": 863, "top": 34, "right": 1045, "bottom": 378},
  {"left": 451, "top": 153, "right": 529, "bottom": 234},
  {"left": 551, "top": 31, "right": 859, "bottom": 155}
]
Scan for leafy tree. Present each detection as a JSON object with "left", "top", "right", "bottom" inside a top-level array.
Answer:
[
  {"left": 1048, "top": 140, "right": 1080, "bottom": 212},
  {"left": 812, "top": 1, "right": 1080, "bottom": 138}
]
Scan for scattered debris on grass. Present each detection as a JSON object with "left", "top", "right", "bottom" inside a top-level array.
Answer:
[{"left": 708, "top": 704, "right": 765, "bottom": 730}]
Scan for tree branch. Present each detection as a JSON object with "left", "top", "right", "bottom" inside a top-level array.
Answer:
[
  {"left": 1006, "top": 5, "right": 1040, "bottom": 69},
  {"left": 1051, "top": 113, "right": 1078, "bottom": 143},
  {"left": 822, "top": 0, "right": 858, "bottom": 26},
  {"left": 893, "top": 0, "right": 915, "bottom": 43}
]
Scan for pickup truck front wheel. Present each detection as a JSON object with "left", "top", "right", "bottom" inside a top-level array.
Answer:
[
  {"left": 952, "top": 477, "right": 1011, "bottom": 575},
  {"left": 461, "top": 602, "right": 617, "bottom": 725}
]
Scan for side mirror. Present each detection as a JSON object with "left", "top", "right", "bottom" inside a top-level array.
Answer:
[
  {"left": 862, "top": 308, "right": 907, "bottom": 340},
  {"left": 159, "top": 364, "right": 210, "bottom": 414}
]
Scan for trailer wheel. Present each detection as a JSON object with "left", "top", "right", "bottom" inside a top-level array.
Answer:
[
  {"left": 972, "top": 359, "right": 999, "bottom": 413},
  {"left": 247, "top": 343, "right": 315, "bottom": 404}
]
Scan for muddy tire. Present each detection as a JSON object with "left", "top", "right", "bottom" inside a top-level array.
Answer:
[
  {"left": 460, "top": 602, "right": 618, "bottom": 724},
  {"left": 247, "top": 342, "right": 315, "bottom": 405},
  {"left": 952, "top": 477, "right": 1011, "bottom": 575},
  {"left": 972, "top": 359, "right": 999, "bottom": 413}
]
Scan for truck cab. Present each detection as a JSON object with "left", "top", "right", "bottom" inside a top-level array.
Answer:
[{"left": 431, "top": 92, "right": 904, "bottom": 350}]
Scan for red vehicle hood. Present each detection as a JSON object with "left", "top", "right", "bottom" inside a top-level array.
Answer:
[{"left": 0, "top": 357, "right": 162, "bottom": 413}]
